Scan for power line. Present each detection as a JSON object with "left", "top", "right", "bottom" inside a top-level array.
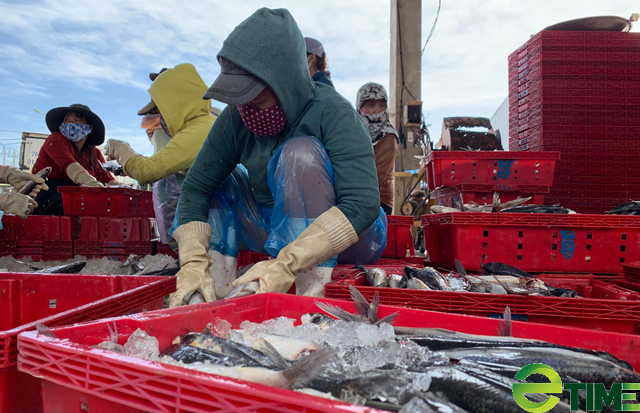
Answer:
[{"left": 421, "top": 0, "right": 442, "bottom": 55}]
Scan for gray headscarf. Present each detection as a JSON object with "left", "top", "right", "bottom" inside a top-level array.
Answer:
[{"left": 356, "top": 82, "right": 399, "bottom": 146}]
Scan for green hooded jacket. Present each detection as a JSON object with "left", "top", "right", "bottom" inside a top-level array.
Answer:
[
  {"left": 126, "top": 63, "right": 214, "bottom": 184},
  {"left": 178, "top": 8, "right": 380, "bottom": 234}
]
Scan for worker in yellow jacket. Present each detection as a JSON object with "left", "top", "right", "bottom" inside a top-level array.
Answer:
[{"left": 106, "top": 63, "right": 214, "bottom": 243}]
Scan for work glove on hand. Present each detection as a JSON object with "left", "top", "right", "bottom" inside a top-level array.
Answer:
[
  {"left": 0, "top": 192, "right": 37, "bottom": 219},
  {"left": 232, "top": 207, "right": 358, "bottom": 294},
  {"left": 66, "top": 162, "right": 104, "bottom": 188},
  {"left": 0, "top": 167, "right": 49, "bottom": 197},
  {"left": 105, "top": 139, "right": 142, "bottom": 176},
  {"left": 169, "top": 221, "right": 216, "bottom": 308}
]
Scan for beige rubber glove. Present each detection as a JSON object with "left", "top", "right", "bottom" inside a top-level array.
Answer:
[
  {"left": 0, "top": 166, "right": 49, "bottom": 197},
  {"left": 105, "top": 139, "right": 143, "bottom": 176},
  {"left": 232, "top": 207, "right": 358, "bottom": 294},
  {"left": 66, "top": 162, "right": 104, "bottom": 187},
  {"left": 169, "top": 221, "right": 216, "bottom": 307},
  {"left": 0, "top": 192, "right": 37, "bottom": 219}
]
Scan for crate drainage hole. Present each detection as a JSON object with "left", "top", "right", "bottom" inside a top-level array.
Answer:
[
  {"left": 482, "top": 254, "right": 488, "bottom": 260},
  {"left": 622, "top": 233, "right": 627, "bottom": 240},
  {"left": 81, "top": 401, "right": 89, "bottom": 413},
  {"left": 621, "top": 257, "right": 626, "bottom": 263},
  {"left": 483, "top": 231, "right": 489, "bottom": 238},
  {"left": 552, "top": 244, "right": 557, "bottom": 250},
  {"left": 585, "top": 256, "right": 591, "bottom": 262},
  {"left": 49, "top": 299, "right": 56, "bottom": 308}
]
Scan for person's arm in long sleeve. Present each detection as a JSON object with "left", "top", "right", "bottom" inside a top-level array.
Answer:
[
  {"left": 124, "top": 119, "right": 213, "bottom": 184},
  {"left": 178, "top": 108, "right": 240, "bottom": 225}
]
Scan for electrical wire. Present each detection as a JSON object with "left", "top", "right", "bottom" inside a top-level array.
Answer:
[{"left": 421, "top": 0, "right": 442, "bottom": 55}]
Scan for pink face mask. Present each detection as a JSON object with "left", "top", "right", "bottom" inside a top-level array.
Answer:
[{"left": 237, "top": 104, "right": 287, "bottom": 136}]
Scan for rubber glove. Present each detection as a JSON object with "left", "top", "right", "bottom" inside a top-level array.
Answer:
[
  {"left": 232, "top": 207, "right": 358, "bottom": 294},
  {"left": 105, "top": 139, "right": 142, "bottom": 176},
  {"left": 66, "top": 162, "right": 104, "bottom": 187},
  {"left": 169, "top": 221, "right": 216, "bottom": 307},
  {"left": 0, "top": 166, "right": 49, "bottom": 197},
  {"left": 0, "top": 192, "right": 37, "bottom": 219}
]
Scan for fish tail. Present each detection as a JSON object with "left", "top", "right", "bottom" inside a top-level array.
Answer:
[
  {"left": 497, "top": 306, "right": 512, "bottom": 337},
  {"left": 315, "top": 300, "right": 363, "bottom": 323},
  {"left": 454, "top": 259, "right": 468, "bottom": 276},
  {"left": 368, "top": 291, "right": 380, "bottom": 323},
  {"left": 348, "top": 285, "right": 371, "bottom": 318},
  {"left": 35, "top": 322, "right": 57, "bottom": 338},
  {"left": 282, "top": 348, "right": 337, "bottom": 389},
  {"left": 374, "top": 312, "right": 399, "bottom": 326},
  {"left": 254, "top": 338, "right": 290, "bottom": 369}
]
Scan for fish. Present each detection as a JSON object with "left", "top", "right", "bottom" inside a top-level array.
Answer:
[
  {"left": 189, "top": 347, "right": 337, "bottom": 389},
  {"left": 430, "top": 205, "right": 460, "bottom": 214},
  {"left": 315, "top": 285, "right": 399, "bottom": 326},
  {"left": 426, "top": 365, "right": 577, "bottom": 413},
  {"left": 493, "top": 196, "right": 532, "bottom": 212},
  {"left": 387, "top": 273, "right": 407, "bottom": 289},
  {"left": 547, "top": 286, "right": 580, "bottom": 298},
  {"left": 162, "top": 344, "right": 249, "bottom": 366},
  {"left": 249, "top": 334, "right": 319, "bottom": 361},
  {"left": 177, "top": 331, "right": 277, "bottom": 368},
  {"left": 225, "top": 281, "right": 259, "bottom": 298},
  {"left": 406, "top": 277, "right": 432, "bottom": 290},
  {"left": 101, "top": 161, "right": 124, "bottom": 176},
  {"left": 479, "top": 261, "right": 532, "bottom": 278},
  {"left": 499, "top": 204, "right": 573, "bottom": 214},
  {"left": 606, "top": 201, "right": 640, "bottom": 215},
  {"left": 444, "top": 346, "right": 640, "bottom": 389},
  {"left": 301, "top": 312, "right": 335, "bottom": 332},
  {"left": 355, "top": 264, "right": 388, "bottom": 287},
  {"left": 404, "top": 266, "right": 450, "bottom": 290},
  {"left": 18, "top": 166, "right": 51, "bottom": 196},
  {"left": 445, "top": 273, "right": 472, "bottom": 292},
  {"left": 34, "top": 261, "right": 86, "bottom": 274}
]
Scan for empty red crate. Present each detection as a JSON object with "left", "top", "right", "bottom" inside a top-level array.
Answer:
[
  {"left": 17, "top": 294, "right": 640, "bottom": 413},
  {"left": 325, "top": 269, "right": 640, "bottom": 334},
  {"left": 0, "top": 273, "right": 175, "bottom": 413},
  {"left": 422, "top": 212, "right": 640, "bottom": 274},
  {"left": 430, "top": 184, "right": 546, "bottom": 209},
  {"left": 382, "top": 215, "right": 415, "bottom": 258},
  {"left": 59, "top": 186, "right": 154, "bottom": 217},
  {"left": 423, "top": 151, "right": 559, "bottom": 190}
]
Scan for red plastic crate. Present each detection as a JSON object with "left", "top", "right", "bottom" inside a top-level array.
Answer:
[
  {"left": 17, "top": 294, "right": 640, "bottom": 413},
  {"left": 59, "top": 186, "right": 154, "bottom": 217},
  {"left": 430, "top": 184, "right": 546, "bottom": 209},
  {"left": 623, "top": 262, "right": 640, "bottom": 282},
  {"left": 422, "top": 212, "right": 640, "bottom": 274},
  {"left": 382, "top": 215, "right": 415, "bottom": 258},
  {"left": 0, "top": 273, "right": 176, "bottom": 413},
  {"left": 74, "top": 216, "right": 158, "bottom": 253},
  {"left": 423, "top": 151, "right": 559, "bottom": 190},
  {"left": 325, "top": 269, "right": 640, "bottom": 334}
]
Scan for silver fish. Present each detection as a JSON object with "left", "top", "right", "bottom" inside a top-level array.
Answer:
[
  {"left": 355, "top": 264, "right": 388, "bottom": 287},
  {"left": 430, "top": 205, "right": 460, "bottom": 214},
  {"left": 225, "top": 281, "right": 259, "bottom": 298},
  {"left": 388, "top": 273, "right": 407, "bottom": 289},
  {"left": 407, "top": 277, "right": 431, "bottom": 290}
]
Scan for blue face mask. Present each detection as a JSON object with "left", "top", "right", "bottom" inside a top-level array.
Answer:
[
  {"left": 159, "top": 116, "right": 172, "bottom": 138},
  {"left": 59, "top": 122, "right": 92, "bottom": 142}
]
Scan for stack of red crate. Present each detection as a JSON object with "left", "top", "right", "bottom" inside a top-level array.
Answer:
[
  {"left": 74, "top": 217, "right": 157, "bottom": 260},
  {"left": 0, "top": 215, "right": 73, "bottom": 261},
  {"left": 508, "top": 30, "right": 640, "bottom": 214},
  {"left": 57, "top": 187, "right": 158, "bottom": 260}
]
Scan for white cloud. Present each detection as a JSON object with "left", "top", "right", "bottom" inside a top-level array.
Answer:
[{"left": 0, "top": 0, "right": 638, "bottom": 155}]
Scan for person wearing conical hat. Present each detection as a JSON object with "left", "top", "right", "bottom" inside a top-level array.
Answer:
[{"left": 31, "top": 103, "right": 117, "bottom": 215}]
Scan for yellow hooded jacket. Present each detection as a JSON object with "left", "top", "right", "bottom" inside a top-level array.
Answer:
[{"left": 125, "top": 63, "right": 214, "bottom": 184}]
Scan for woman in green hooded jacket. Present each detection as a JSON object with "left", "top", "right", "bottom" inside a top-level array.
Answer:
[{"left": 169, "top": 8, "right": 387, "bottom": 307}]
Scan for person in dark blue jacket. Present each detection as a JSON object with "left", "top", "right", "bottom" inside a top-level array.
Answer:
[{"left": 305, "top": 37, "right": 334, "bottom": 88}]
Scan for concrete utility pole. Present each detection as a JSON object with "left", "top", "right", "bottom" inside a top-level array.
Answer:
[{"left": 390, "top": 0, "right": 422, "bottom": 173}]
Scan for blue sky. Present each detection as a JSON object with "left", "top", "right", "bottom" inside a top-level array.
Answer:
[{"left": 0, "top": 0, "right": 637, "bottom": 158}]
